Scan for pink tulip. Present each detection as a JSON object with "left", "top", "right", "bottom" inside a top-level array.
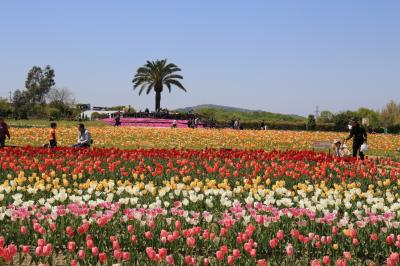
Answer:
[
  {"left": 131, "top": 235, "right": 137, "bottom": 243},
  {"left": 86, "top": 239, "right": 94, "bottom": 249},
  {"left": 175, "top": 220, "right": 182, "bottom": 230},
  {"left": 277, "top": 230, "right": 285, "bottom": 240},
  {"left": 43, "top": 244, "right": 53, "bottom": 257},
  {"left": 127, "top": 224, "right": 134, "bottom": 233},
  {"left": 66, "top": 226, "right": 74, "bottom": 237},
  {"left": 91, "top": 246, "right": 99, "bottom": 256},
  {"left": 113, "top": 249, "right": 122, "bottom": 260},
  {"left": 20, "top": 226, "right": 27, "bottom": 235},
  {"left": 203, "top": 258, "right": 210, "bottom": 265},
  {"left": 68, "top": 241, "right": 76, "bottom": 252},
  {"left": 269, "top": 238, "right": 279, "bottom": 249},
  {"left": 250, "top": 249, "right": 257, "bottom": 257},
  {"left": 35, "top": 246, "right": 43, "bottom": 257},
  {"left": 122, "top": 252, "right": 131, "bottom": 261},
  {"left": 99, "top": 252, "right": 107, "bottom": 264},
  {"left": 310, "top": 259, "right": 321, "bottom": 266},
  {"left": 71, "top": 259, "right": 78, "bottom": 266},
  {"left": 185, "top": 255, "right": 196, "bottom": 265},
  {"left": 336, "top": 258, "right": 347, "bottom": 266},
  {"left": 286, "top": 243, "right": 294, "bottom": 256},
  {"left": 166, "top": 255, "right": 175, "bottom": 265},
  {"left": 352, "top": 238, "right": 359, "bottom": 246},
  {"left": 145, "top": 231, "right": 152, "bottom": 240},
  {"left": 386, "top": 234, "right": 395, "bottom": 245},
  {"left": 78, "top": 249, "right": 85, "bottom": 260},
  {"left": 159, "top": 248, "right": 168, "bottom": 258},
  {"left": 50, "top": 223, "right": 57, "bottom": 231},
  {"left": 227, "top": 255, "right": 234, "bottom": 265},
  {"left": 22, "top": 245, "right": 30, "bottom": 254},
  {"left": 389, "top": 252, "right": 399, "bottom": 263},
  {"left": 112, "top": 240, "right": 120, "bottom": 250},
  {"left": 232, "top": 249, "right": 241, "bottom": 259},
  {"left": 322, "top": 256, "right": 330, "bottom": 265},
  {"left": 220, "top": 227, "right": 227, "bottom": 237},
  {"left": 37, "top": 239, "right": 45, "bottom": 247},
  {"left": 186, "top": 237, "right": 196, "bottom": 248},
  {"left": 220, "top": 245, "right": 228, "bottom": 254},
  {"left": 257, "top": 259, "right": 267, "bottom": 266},
  {"left": 370, "top": 233, "right": 378, "bottom": 241},
  {"left": 343, "top": 252, "right": 352, "bottom": 260},
  {"left": 216, "top": 250, "right": 225, "bottom": 261}
]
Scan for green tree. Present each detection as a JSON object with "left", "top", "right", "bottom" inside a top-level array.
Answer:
[
  {"left": 25, "top": 65, "right": 55, "bottom": 104},
  {"left": 132, "top": 59, "right": 186, "bottom": 111},
  {"left": 317, "top": 110, "right": 334, "bottom": 123},
  {"left": 356, "top": 107, "right": 381, "bottom": 127},
  {"left": 380, "top": 100, "right": 400, "bottom": 127},
  {"left": 306, "top": 114, "right": 316, "bottom": 130},
  {"left": 0, "top": 97, "right": 12, "bottom": 117},
  {"left": 12, "top": 90, "right": 31, "bottom": 119},
  {"left": 333, "top": 111, "right": 358, "bottom": 131}
]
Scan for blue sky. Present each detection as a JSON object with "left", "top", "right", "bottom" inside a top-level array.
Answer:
[{"left": 0, "top": 1, "right": 399, "bottom": 115}]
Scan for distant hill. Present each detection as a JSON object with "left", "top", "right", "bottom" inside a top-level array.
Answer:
[{"left": 175, "top": 104, "right": 305, "bottom": 122}]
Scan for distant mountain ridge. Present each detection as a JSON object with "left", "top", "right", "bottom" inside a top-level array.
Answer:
[
  {"left": 175, "top": 104, "right": 305, "bottom": 121},
  {"left": 176, "top": 104, "right": 264, "bottom": 113}
]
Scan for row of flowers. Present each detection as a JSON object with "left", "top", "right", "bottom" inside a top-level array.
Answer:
[
  {"left": 0, "top": 147, "right": 399, "bottom": 265},
  {"left": 6, "top": 127, "right": 400, "bottom": 155}
]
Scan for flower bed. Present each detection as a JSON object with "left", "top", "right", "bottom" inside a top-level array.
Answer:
[
  {"left": 0, "top": 147, "right": 399, "bottom": 265},
  {"left": 102, "top": 118, "right": 204, "bottom": 128}
]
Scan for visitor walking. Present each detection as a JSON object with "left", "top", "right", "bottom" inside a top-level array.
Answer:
[
  {"left": 0, "top": 117, "right": 10, "bottom": 148},
  {"left": 72, "top": 124, "right": 92, "bottom": 148},
  {"left": 114, "top": 112, "right": 121, "bottom": 126},
  {"left": 343, "top": 118, "right": 367, "bottom": 160},
  {"left": 171, "top": 120, "right": 177, "bottom": 128}
]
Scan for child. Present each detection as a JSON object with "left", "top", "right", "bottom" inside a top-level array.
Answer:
[
  {"left": 332, "top": 139, "right": 342, "bottom": 157},
  {"left": 48, "top": 123, "right": 57, "bottom": 148},
  {"left": 332, "top": 139, "right": 350, "bottom": 157}
]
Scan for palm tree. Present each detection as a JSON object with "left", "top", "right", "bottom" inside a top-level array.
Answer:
[{"left": 132, "top": 59, "right": 186, "bottom": 112}]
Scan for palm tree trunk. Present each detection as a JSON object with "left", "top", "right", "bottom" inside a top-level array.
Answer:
[{"left": 155, "top": 91, "right": 161, "bottom": 112}]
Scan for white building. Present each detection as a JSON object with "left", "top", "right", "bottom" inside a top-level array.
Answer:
[{"left": 80, "top": 110, "right": 122, "bottom": 120}]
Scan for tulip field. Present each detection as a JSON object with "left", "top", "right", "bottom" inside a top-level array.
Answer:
[
  {"left": 5, "top": 127, "right": 400, "bottom": 156},
  {"left": 1, "top": 127, "right": 400, "bottom": 265}
]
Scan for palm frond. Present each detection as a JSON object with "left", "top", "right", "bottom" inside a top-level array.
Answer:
[{"left": 165, "top": 79, "right": 186, "bottom": 92}]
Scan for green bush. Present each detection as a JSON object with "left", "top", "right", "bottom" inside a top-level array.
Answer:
[{"left": 387, "top": 124, "right": 400, "bottom": 134}]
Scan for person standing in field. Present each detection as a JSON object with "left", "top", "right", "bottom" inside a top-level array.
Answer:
[
  {"left": 48, "top": 122, "right": 57, "bottom": 148},
  {"left": 114, "top": 111, "right": 121, "bottom": 126},
  {"left": 0, "top": 117, "right": 10, "bottom": 148},
  {"left": 344, "top": 118, "right": 367, "bottom": 160}
]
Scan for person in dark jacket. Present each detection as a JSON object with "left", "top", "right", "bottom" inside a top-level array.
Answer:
[
  {"left": 344, "top": 118, "right": 367, "bottom": 160},
  {"left": 0, "top": 117, "right": 11, "bottom": 148}
]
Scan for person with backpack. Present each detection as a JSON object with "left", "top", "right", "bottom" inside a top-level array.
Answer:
[
  {"left": 0, "top": 117, "right": 10, "bottom": 148},
  {"left": 343, "top": 118, "right": 368, "bottom": 160}
]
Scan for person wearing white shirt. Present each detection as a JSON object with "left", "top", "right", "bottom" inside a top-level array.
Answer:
[{"left": 72, "top": 124, "right": 92, "bottom": 148}]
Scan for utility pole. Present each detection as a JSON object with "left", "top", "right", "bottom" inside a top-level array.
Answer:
[
  {"left": 9, "top": 90, "right": 12, "bottom": 103},
  {"left": 315, "top": 106, "right": 320, "bottom": 119}
]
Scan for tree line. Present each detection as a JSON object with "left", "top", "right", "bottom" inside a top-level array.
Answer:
[{"left": 0, "top": 65, "right": 78, "bottom": 120}]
